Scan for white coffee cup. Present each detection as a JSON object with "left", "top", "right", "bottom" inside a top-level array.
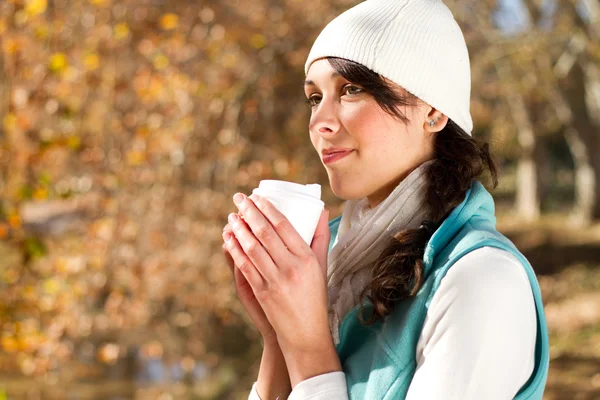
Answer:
[{"left": 252, "top": 180, "right": 325, "bottom": 245}]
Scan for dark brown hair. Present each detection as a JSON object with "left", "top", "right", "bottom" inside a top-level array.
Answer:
[{"left": 327, "top": 57, "right": 498, "bottom": 325}]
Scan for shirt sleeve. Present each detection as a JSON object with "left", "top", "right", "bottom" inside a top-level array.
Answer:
[
  {"left": 248, "top": 372, "right": 348, "bottom": 400},
  {"left": 248, "top": 382, "right": 262, "bottom": 400},
  {"left": 406, "top": 246, "right": 537, "bottom": 400},
  {"left": 288, "top": 372, "right": 348, "bottom": 400}
]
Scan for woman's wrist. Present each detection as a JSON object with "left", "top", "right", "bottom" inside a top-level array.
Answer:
[
  {"left": 281, "top": 338, "right": 342, "bottom": 389},
  {"left": 261, "top": 329, "right": 278, "bottom": 348},
  {"left": 256, "top": 339, "right": 291, "bottom": 400}
]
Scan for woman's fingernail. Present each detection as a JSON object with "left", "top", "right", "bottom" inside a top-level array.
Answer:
[
  {"left": 223, "top": 231, "right": 232, "bottom": 242},
  {"left": 233, "top": 193, "right": 245, "bottom": 205},
  {"left": 228, "top": 213, "right": 238, "bottom": 224}
]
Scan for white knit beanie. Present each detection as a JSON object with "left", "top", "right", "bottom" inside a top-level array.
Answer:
[{"left": 305, "top": 0, "right": 473, "bottom": 135}]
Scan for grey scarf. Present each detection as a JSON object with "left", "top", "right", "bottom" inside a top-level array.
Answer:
[{"left": 327, "top": 161, "right": 432, "bottom": 345}]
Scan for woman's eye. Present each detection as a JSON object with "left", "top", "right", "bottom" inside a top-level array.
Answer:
[
  {"left": 343, "top": 85, "right": 363, "bottom": 96},
  {"left": 306, "top": 95, "right": 321, "bottom": 107}
]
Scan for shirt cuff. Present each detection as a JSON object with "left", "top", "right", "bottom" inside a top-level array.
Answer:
[
  {"left": 249, "top": 382, "right": 262, "bottom": 400},
  {"left": 288, "top": 371, "right": 348, "bottom": 400}
]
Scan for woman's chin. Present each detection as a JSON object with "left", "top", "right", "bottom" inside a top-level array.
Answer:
[{"left": 328, "top": 178, "right": 366, "bottom": 201}]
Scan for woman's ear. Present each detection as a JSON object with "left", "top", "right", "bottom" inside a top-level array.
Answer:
[{"left": 423, "top": 107, "right": 448, "bottom": 133}]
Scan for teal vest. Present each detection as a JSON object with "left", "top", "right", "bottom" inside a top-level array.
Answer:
[{"left": 328, "top": 181, "right": 549, "bottom": 399}]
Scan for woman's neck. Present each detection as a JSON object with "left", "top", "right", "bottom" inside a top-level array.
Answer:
[
  {"left": 367, "top": 174, "right": 408, "bottom": 208},
  {"left": 366, "top": 157, "right": 435, "bottom": 208}
]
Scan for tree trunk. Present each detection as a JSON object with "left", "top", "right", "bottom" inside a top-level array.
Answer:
[
  {"left": 592, "top": 153, "right": 600, "bottom": 219},
  {"left": 556, "top": 58, "right": 600, "bottom": 223},
  {"left": 564, "top": 127, "right": 595, "bottom": 225},
  {"left": 511, "top": 97, "right": 541, "bottom": 221},
  {"left": 555, "top": 3, "right": 600, "bottom": 222},
  {"left": 495, "top": 60, "right": 541, "bottom": 221},
  {"left": 516, "top": 157, "right": 541, "bottom": 221},
  {"left": 584, "top": 61, "right": 600, "bottom": 219}
]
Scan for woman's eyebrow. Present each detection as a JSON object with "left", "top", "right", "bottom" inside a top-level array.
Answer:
[{"left": 304, "top": 71, "right": 341, "bottom": 86}]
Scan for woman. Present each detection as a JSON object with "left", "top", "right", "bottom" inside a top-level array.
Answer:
[{"left": 222, "top": 0, "right": 550, "bottom": 398}]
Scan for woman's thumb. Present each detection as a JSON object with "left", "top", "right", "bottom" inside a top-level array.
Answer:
[{"left": 311, "top": 209, "right": 331, "bottom": 275}]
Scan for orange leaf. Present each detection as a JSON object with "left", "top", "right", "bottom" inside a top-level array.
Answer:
[{"left": 160, "top": 13, "right": 179, "bottom": 31}]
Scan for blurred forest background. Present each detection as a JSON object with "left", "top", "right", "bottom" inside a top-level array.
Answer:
[{"left": 1, "top": 0, "right": 600, "bottom": 398}]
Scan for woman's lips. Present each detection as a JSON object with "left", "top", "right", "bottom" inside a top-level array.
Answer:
[{"left": 322, "top": 150, "right": 354, "bottom": 164}]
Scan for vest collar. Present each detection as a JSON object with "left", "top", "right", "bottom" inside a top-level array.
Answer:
[{"left": 422, "top": 181, "right": 496, "bottom": 274}]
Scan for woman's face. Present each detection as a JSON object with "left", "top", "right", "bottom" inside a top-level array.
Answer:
[{"left": 305, "top": 59, "right": 439, "bottom": 207}]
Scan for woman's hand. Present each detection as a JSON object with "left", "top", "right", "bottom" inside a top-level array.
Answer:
[
  {"left": 224, "top": 192, "right": 341, "bottom": 386},
  {"left": 223, "top": 222, "right": 292, "bottom": 399},
  {"left": 222, "top": 220, "right": 276, "bottom": 343}
]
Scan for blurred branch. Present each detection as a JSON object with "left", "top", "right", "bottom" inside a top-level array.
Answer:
[
  {"left": 495, "top": 58, "right": 541, "bottom": 220},
  {"left": 554, "top": 32, "right": 588, "bottom": 78}
]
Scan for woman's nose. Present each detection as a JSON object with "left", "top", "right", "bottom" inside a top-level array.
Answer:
[{"left": 309, "top": 100, "right": 341, "bottom": 137}]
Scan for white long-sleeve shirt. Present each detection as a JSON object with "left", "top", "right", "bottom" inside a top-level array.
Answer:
[{"left": 249, "top": 246, "right": 537, "bottom": 400}]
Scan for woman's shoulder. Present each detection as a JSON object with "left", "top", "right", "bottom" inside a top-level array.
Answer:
[
  {"left": 426, "top": 245, "right": 537, "bottom": 334},
  {"left": 412, "top": 246, "right": 538, "bottom": 399},
  {"left": 445, "top": 246, "right": 531, "bottom": 292}
]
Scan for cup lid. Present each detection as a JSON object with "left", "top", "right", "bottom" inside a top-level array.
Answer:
[{"left": 258, "top": 180, "right": 321, "bottom": 199}]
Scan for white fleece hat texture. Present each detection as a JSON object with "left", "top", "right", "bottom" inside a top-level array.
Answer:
[{"left": 305, "top": 0, "right": 473, "bottom": 135}]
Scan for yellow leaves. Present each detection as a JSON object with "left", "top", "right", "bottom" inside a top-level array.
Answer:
[
  {"left": 23, "top": 285, "right": 36, "bottom": 301},
  {"left": 113, "top": 22, "right": 129, "bottom": 40},
  {"left": 0, "top": 223, "right": 9, "bottom": 239},
  {"left": 250, "top": 33, "right": 267, "bottom": 49},
  {"left": 178, "top": 116, "right": 195, "bottom": 134},
  {"left": 1, "top": 336, "right": 19, "bottom": 353},
  {"left": 199, "top": 7, "right": 215, "bottom": 24},
  {"left": 67, "top": 135, "right": 81, "bottom": 150},
  {"left": 19, "top": 357, "right": 36, "bottom": 375},
  {"left": 62, "top": 66, "right": 79, "bottom": 82},
  {"left": 152, "top": 54, "right": 169, "bottom": 70},
  {"left": 135, "top": 74, "right": 166, "bottom": 104},
  {"left": 25, "top": 0, "right": 47, "bottom": 17},
  {"left": 1, "top": 320, "right": 46, "bottom": 358},
  {"left": 0, "top": 0, "right": 366, "bottom": 384},
  {"left": 84, "top": 53, "right": 100, "bottom": 71},
  {"left": 126, "top": 150, "right": 146, "bottom": 166},
  {"left": 73, "top": 281, "right": 88, "bottom": 297},
  {"left": 222, "top": 53, "right": 237, "bottom": 69},
  {"left": 92, "top": 218, "right": 115, "bottom": 241},
  {"left": 8, "top": 0, "right": 47, "bottom": 27},
  {"left": 209, "top": 24, "right": 225, "bottom": 40},
  {"left": 56, "top": 257, "right": 69, "bottom": 274},
  {"left": 2, "top": 38, "right": 18, "bottom": 55},
  {"left": 3, "top": 111, "right": 32, "bottom": 132},
  {"left": 273, "top": 158, "right": 290, "bottom": 176},
  {"left": 7, "top": 211, "right": 21, "bottom": 229},
  {"left": 48, "top": 52, "right": 68, "bottom": 73},
  {"left": 97, "top": 343, "right": 120, "bottom": 364},
  {"left": 56, "top": 256, "right": 86, "bottom": 275},
  {"left": 34, "top": 24, "right": 48, "bottom": 39},
  {"left": 2, "top": 268, "right": 19, "bottom": 285},
  {"left": 142, "top": 340, "right": 163, "bottom": 358},
  {"left": 160, "top": 13, "right": 179, "bottom": 31},
  {"left": 135, "top": 126, "right": 150, "bottom": 137},
  {"left": 3, "top": 113, "right": 17, "bottom": 132},
  {"left": 33, "top": 187, "right": 48, "bottom": 200},
  {"left": 137, "top": 38, "right": 154, "bottom": 56},
  {"left": 89, "top": 0, "right": 110, "bottom": 7},
  {"left": 22, "top": 334, "right": 45, "bottom": 353},
  {"left": 43, "top": 278, "right": 60, "bottom": 295}
]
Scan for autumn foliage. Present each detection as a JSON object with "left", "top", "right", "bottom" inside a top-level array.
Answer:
[{"left": 1, "top": 0, "right": 600, "bottom": 397}]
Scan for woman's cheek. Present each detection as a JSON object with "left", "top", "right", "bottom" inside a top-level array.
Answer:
[{"left": 309, "top": 132, "right": 319, "bottom": 152}]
